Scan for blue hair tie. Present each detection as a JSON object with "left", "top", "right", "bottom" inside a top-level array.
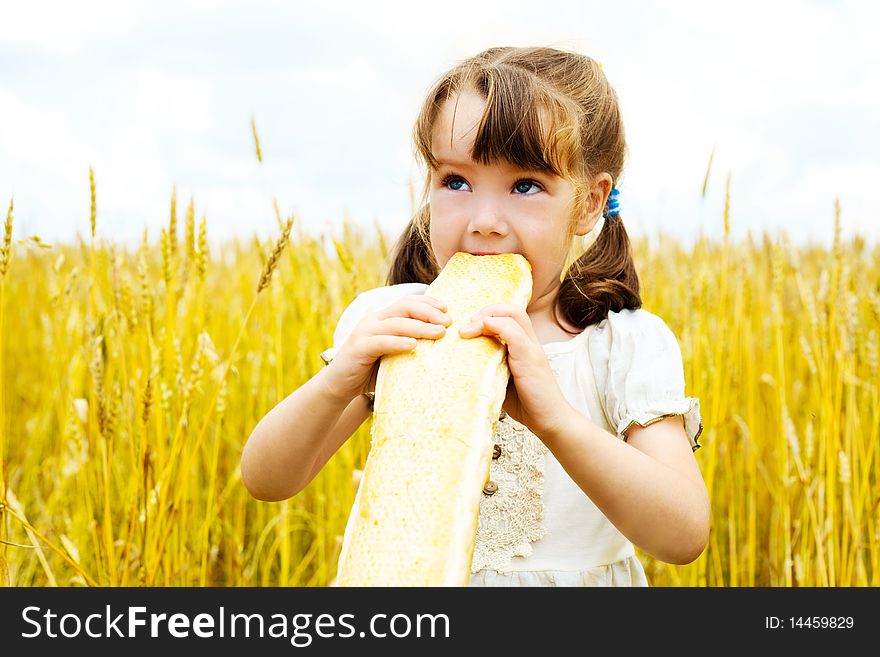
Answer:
[{"left": 604, "top": 187, "right": 621, "bottom": 219}]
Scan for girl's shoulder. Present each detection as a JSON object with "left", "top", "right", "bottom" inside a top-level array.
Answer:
[
  {"left": 347, "top": 282, "right": 431, "bottom": 310},
  {"left": 587, "top": 307, "right": 685, "bottom": 377},
  {"left": 339, "top": 282, "right": 430, "bottom": 328},
  {"left": 587, "top": 307, "right": 683, "bottom": 364},
  {"left": 592, "top": 307, "right": 678, "bottom": 343},
  {"left": 588, "top": 307, "right": 702, "bottom": 451}
]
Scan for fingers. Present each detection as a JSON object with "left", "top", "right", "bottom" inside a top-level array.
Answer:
[
  {"left": 422, "top": 295, "right": 448, "bottom": 312},
  {"left": 459, "top": 316, "right": 502, "bottom": 339},
  {"left": 365, "top": 294, "right": 452, "bottom": 353},
  {"left": 358, "top": 317, "right": 446, "bottom": 360},
  {"left": 382, "top": 316, "right": 448, "bottom": 339},
  {"left": 351, "top": 295, "right": 452, "bottom": 362},
  {"left": 368, "top": 334, "right": 420, "bottom": 357},
  {"left": 460, "top": 304, "right": 534, "bottom": 342},
  {"left": 376, "top": 294, "right": 452, "bottom": 328},
  {"left": 468, "top": 303, "right": 526, "bottom": 324},
  {"left": 333, "top": 295, "right": 451, "bottom": 399}
]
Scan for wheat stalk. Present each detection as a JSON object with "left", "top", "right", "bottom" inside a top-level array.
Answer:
[
  {"left": 185, "top": 197, "right": 195, "bottom": 275},
  {"left": 257, "top": 217, "right": 293, "bottom": 293},
  {"left": 195, "top": 213, "right": 208, "bottom": 283},
  {"left": 168, "top": 186, "right": 178, "bottom": 258},
  {"left": 0, "top": 198, "right": 12, "bottom": 278},
  {"left": 251, "top": 116, "right": 263, "bottom": 164},
  {"left": 89, "top": 167, "right": 96, "bottom": 239}
]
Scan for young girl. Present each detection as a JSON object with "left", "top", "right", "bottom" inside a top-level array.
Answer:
[{"left": 241, "top": 45, "right": 708, "bottom": 587}]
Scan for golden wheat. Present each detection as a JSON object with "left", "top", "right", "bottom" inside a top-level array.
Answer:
[
  {"left": 1, "top": 198, "right": 12, "bottom": 277},
  {"left": 257, "top": 217, "right": 293, "bottom": 294},
  {"left": 0, "top": 178, "right": 877, "bottom": 586}
]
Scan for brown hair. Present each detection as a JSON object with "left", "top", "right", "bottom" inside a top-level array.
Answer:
[{"left": 386, "top": 46, "right": 641, "bottom": 332}]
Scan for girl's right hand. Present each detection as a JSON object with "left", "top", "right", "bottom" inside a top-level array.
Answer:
[{"left": 322, "top": 294, "right": 453, "bottom": 402}]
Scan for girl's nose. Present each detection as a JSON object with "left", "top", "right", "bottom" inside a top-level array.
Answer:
[{"left": 468, "top": 201, "right": 508, "bottom": 235}]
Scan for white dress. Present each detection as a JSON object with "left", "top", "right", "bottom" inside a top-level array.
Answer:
[{"left": 324, "top": 283, "right": 703, "bottom": 587}]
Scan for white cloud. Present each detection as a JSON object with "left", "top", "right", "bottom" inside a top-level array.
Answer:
[
  {"left": 0, "top": 0, "right": 148, "bottom": 56},
  {"left": 0, "top": 0, "right": 876, "bottom": 250}
]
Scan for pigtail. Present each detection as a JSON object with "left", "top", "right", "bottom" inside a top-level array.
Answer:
[
  {"left": 385, "top": 204, "right": 439, "bottom": 286},
  {"left": 555, "top": 213, "right": 641, "bottom": 332}
]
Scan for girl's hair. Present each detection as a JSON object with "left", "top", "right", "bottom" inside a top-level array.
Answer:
[{"left": 386, "top": 46, "right": 641, "bottom": 332}]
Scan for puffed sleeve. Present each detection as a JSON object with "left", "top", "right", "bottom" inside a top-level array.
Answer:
[
  {"left": 319, "top": 282, "right": 430, "bottom": 365},
  {"left": 587, "top": 308, "right": 703, "bottom": 451}
]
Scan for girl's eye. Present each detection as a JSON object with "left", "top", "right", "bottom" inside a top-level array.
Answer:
[
  {"left": 513, "top": 180, "right": 542, "bottom": 195},
  {"left": 440, "top": 175, "right": 470, "bottom": 192},
  {"left": 439, "top": 175, "right": 543, "bottom": 195}
]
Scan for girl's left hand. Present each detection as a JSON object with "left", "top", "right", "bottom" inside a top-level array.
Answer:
[{"left": 458, "top": 304, "right": 573, "bottom": 439}]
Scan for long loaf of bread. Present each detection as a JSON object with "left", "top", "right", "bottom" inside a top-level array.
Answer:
[{"left": 335, "top": 252, "right": 533, "bottom": 586}]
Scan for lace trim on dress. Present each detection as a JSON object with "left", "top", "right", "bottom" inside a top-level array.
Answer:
[
  {"left": 471, "top": 412, "right": 550, "bottom": 574},
  {"left": 617, "top": 396, "right": 703, "bottom": 452},
  {"left": 621, "top": 413, "right": 703, "bottom": 451}
]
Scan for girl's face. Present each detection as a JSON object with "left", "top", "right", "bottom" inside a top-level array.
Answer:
[{"left": 428, "top": 90, "right": 596, "bottom": 310}]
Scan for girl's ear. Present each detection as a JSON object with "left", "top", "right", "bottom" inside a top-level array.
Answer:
[{"left": 574, "top": 172, "right": 613, "bottom": 235}]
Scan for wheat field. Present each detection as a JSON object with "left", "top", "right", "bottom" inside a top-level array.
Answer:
[{"left": 0, "top": 168, "right": 878, "bottom": 587}]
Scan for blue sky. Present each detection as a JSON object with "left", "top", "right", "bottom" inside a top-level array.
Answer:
[{"left": 1, "top": 0, "right": 877, "bottom": 252}]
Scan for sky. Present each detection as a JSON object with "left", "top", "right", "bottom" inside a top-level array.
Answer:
[{"left": 1, "top": 0, "right": 878, "bottom": 253}]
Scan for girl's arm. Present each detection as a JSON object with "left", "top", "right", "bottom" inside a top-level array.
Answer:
[
  {"left": 242, "top": 293, "right": 450, "bottom": 502},
  {"left": 240, "top": 366, "right": 370, "bottom": 502},
  {"left": 544, "top": 409, "right": 710, "bottom": 565}
]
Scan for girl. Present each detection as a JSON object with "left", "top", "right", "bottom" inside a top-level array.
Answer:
[{"left": 241, "top": 46, "right": 709, "bottom": 587}]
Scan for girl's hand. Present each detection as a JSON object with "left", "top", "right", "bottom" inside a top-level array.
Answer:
[
  {"left": 459, "top": 304, "right": 573, "bottom": 439},
  {"left": 323, "top": 294, "right": 452, "bottom": 402}
]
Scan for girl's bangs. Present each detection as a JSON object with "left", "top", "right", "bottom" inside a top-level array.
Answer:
[{"left": 423, "top": 69, "right": 581, "bottom": 182}]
